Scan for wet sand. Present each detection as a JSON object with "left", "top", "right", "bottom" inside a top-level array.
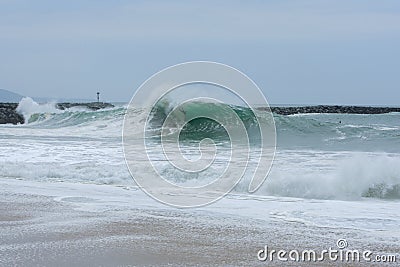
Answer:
[{"left": 0, "top": 179, "right": 398, "bottom": 266}]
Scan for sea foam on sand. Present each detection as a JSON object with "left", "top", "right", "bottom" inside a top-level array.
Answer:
[{"left": 0, "top": 179, "right": 399, "bottom": 266}]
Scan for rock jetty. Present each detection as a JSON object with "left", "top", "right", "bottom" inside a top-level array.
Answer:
[
  {"left": 268, "top": 105, "right": 400, "bottom": 115},
  {"left": 56, "top": 102, "right": 114, "bottom": 111},
  {"left": 0, "top": 103, "right": 24, "bottom": 124}
]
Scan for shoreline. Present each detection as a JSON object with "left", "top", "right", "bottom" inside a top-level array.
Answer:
[{"left": 1, "top": 178, "right": 398, "bottom": 266}]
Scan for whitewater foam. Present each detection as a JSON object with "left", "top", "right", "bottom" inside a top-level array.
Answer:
[
  {"left": 255, "top": 152, "right": 400, "bottom": 200},
  {"left": 16, "top": 97, "right": 60, "bottom": 123},
  {"left": 2, "top": 99, "right": 400, "bottom": 200}
]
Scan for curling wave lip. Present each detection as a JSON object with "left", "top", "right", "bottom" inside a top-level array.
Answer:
[{"left": 122, "top": 61, "right": 276, "bottom": 208}]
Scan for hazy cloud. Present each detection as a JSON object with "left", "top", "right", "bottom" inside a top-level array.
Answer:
[
  {"left": 0, "top": 0, "right": 399, "bottom": 104},
  {"left": 1, "top": 1, "right": 400, "bottom": 42}
]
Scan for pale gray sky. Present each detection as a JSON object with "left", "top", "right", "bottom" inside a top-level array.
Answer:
[{"left": 0, "top": 0, "right": 399, "bottom": 104}]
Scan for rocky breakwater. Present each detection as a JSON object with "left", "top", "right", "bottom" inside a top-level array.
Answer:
[
  {"left": 0, "top": 102, "right": 115, "bottom": 124},
  {"left": 56, "top": 102, "right": 114, "bottom": 111},
  {"left": 269, "top": 105, "right": 400, "bottom": 115},
  {"left": 0, "top": 103, "right": 24, "bottom": 124}
]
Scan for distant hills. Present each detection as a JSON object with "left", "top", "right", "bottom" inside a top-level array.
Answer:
[
  {"left": 0, "top": 89, "right": 92, "bottom": 103},
  {"left": 0, "top": 89, "right": 24, "bottom": 102}
]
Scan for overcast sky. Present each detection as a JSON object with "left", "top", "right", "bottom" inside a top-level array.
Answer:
[{"left": 0, "top": 0, "right": 399, "bottom": 105}]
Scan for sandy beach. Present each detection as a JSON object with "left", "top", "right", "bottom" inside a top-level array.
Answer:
[
  {"left": 0, "top": 179, "right": 398, "bottom": 266},
  {"left": 2, "top": 0, "right": 400, "bottom": 266}
]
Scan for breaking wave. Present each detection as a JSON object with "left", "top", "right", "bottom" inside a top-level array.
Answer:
[{"left": 7, "top": 97, "right": 400, "bottom": 200}]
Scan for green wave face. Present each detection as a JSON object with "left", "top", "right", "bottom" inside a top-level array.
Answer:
[
  {"left": 362, "top": 183, "right": 400, "bottom": 199},
  {"left": 26, "top": 107, "right": 126, "bottom": 127},
  {"left": 148, "top": 100, "right": 263, "bottom": 145},
  {"left": 23, "top": 101, "right": 400, "bottom": 153}
]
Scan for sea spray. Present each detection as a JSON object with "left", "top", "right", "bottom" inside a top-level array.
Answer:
[{"left": 16, "top": 97, "right": 59, "bottom": 123}]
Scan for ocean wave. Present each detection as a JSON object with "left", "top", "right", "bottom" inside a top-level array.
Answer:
[
  {"left": 2, "top": 151, "right": 399, "bottom": 200},
  {"left": 236, "top": 152, "right": 400, "bottom": 200},
  {"left": 13, "top": 98, "right": 400, "bottom": 151},
  {"left": 16, "top": 97, "right": 126, "bottom": 127},
  {"left": 6, "top": 98, "right": 400, "bottom": 202}
]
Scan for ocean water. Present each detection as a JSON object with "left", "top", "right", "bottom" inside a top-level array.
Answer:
[{"left": 1, "top": 97, "right": 400, "bottom": 237}]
